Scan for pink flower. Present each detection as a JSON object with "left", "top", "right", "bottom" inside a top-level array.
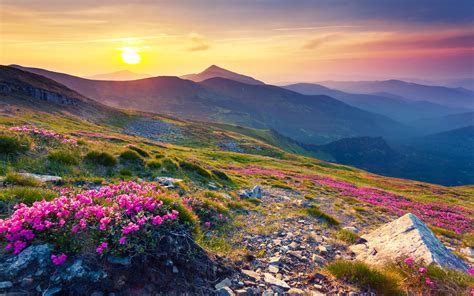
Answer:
[
  {"left": 96, "top": 242, "right": 108, "bottom": 253},
  {"left": 419, "top": 267, "right": 427, "bottom": 273},
  {"left": 468, "top": 268, "right": 474, "bottom": 276},
  {"left": 425, "top": 277, "right": 435, "bottom": 287},
  {"left": 122, "top": 222, "right": 139, "bottom": 234},
  {"left": 404, "top": 257, "right": 414, "bottom": 266},
  {"left": 151, "top": 216, "right": 163, "bottom": 225},
  {"left": 204, "top": 221, "right": 211, "bottom": 227},
  {"left": 51, "top": 253, "right": 67, "bottom": 265},
  {"left": 119, "top": 237, "right": 127, "bottom": 245}
]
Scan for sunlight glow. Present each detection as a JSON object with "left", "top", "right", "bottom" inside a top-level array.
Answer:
[{"left": 121, "top": 47, "right": 141, "bottom": 64}]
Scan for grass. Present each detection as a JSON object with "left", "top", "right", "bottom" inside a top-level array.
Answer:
[
  {"left": 48, "top": 150, "right": 79, "bottom": 165},
  {"left": 336, "top": 229, "right": 359, "bottom": 244},
  {"left": 179, "top": 160, "right": 212, "bottom": 178},
  {"left": 161, "top": 158, "right": 178, "bottom": 173},
  {"left": 0, "top": 186, "right": 56, "bottom": 208},
  {"left": 146, "top": 160, "right": 162, "bottom": 169},
  {"left": 119, "top": 149, "right": 144, "bottom": 164},
  {"left": 5, "top": 172, "right": 41, "bottom": 187},
  {"left": 0, "top": 134, "right": 31, "bottom": 154},
  {"left": 85, "top": 151, "right": 117, "bottom": 167},
  {"left": 127, "top": 145, "right": 150, "bottom": 158},
  {"left": 325, "top": 260, "right": 403, "bottom": 295},
  {"left": 306, "top": 205, "right": 340, "bottom": 226}
]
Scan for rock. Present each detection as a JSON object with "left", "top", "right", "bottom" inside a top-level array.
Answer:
[
  {"left": 268, "top": 256, "right": 281, "bottom": 266},
  {"left": 238, "top": 185, "right": 263, "bottom": 199},
  {"left": 263, "top": 273, "right": 290, "bottom": 289},
  {"left": 343, "top": 226, "right": 359, "bottom": 234},
  {"left": 154, "top": 177, "right": 183, "bottom": 187},
  {"left": 262, "top": 290, "right": 274, "bottom": 296},
  {"left": 51, "top": 259, "right": 106, "bottom": 284},
  {"left": 208, "top": 182, "right": 218, "bottom": 190},
  {"left": 350, "top": 213, "right": 469, "bottom": 271},
  {"left": 318, "top": 246, "right": 327, "bottom": 253},
  {"left": 43, "top": 287, "right": 62, "bottom": 296},
  {"left": 235, "top": 289, "right": 249, "bottom": 296},
  {"left": 268, "top": 265, "right": 279, "bottom": 273},
  {"left": 287, "top": 288, "right": 305, "bottom": 296},
  {"left": 460, "top": 247, "right": 473, "bottom": 257},
  {"left": 18, "top": 173, "right": 61, "bottom": 183},
  {"left": 106, "top": 256, "right": 131, "bottom": 266},
  {"left": 0, "top": 281, "right": 13, "bottom": 289},
  {"left": 241, "top": 269, "right": 260, "bottom": 281},
  {"left": 217, "top": 287, "right": 236, "bottom": 296},
  {"left": 0, "top": 244, "right": 51, "bottom": 278},
  {"left": 215, "top": 278, "right": 233, "bottom": 290}
]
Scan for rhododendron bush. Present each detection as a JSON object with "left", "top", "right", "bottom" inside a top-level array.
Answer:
[
  {"left": 0, "top": 181, "right": 198, "bottom": 263},
  {"left": 229, "top": 166, "right": 474, "bottom": 234},
  {"left": 8, "top": 125, "right": 77, "bottom": 146}
]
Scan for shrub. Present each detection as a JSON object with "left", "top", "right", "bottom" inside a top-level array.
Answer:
[
  {"left": 306, "top": 205, "right": 340, "bottom": 226},
  {"left": 119, "top": 150, "right": 144, "bottom": 164},
  {"left": 336, "top": 229, "right": 359, "bottom": 244},
  {"left": 155, "top": 153, "right": 164, "bottom": 159},
  {"left": 127, "top": 145, "right": 150, "bottom": 158},
  {"left": 211, "top": 169, "right": 231, "bottom": 181},
  {"left": 85, "top": 151, "right": 117, "bottom": 167},
  {"left": 0, "top": 134, "right": 30, "bottom": 154},
  {"left": 161, "top": 158, "right": 178, "bottom": 172},
  {"left": 184, "top": 195, "right": 229, "bottom": 228},
  {"left": 5, "top": 172, "right": 41, "bottom": 187},
  {"left": 146, "top": 160, "right": 162, "bottom": 169},
  {"left": 119, "top": 168, "right": 132, "bottom": 176},
  {"left": 0, "top": 181, "right": 199, "bottom": 258},
  {"left": 48, "top": 150, "right": 79, "bottom": 165},
  {"left": 0, "top": 186, "right": 56, "bottom": 209},
  {"left": 179, "top": 160, "right": 211, "bottom": 178},
  {"left": 325, "top": 260, "right": 402, "bottom": 295}
]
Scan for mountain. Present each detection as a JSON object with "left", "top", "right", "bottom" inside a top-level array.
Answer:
[
  {"left": 317, "top": 80, "right": 474, "bottom": 108},
  {"left": 410, "top": 112, "right": 474, "bottom": 135},
  {"left": 181, "top": 65, "right": 264, "bottom": 85},
  {"left": 284, "top": 83, "right": 468, "bottom": 123},
  {"left": 0, "top": 66, "right": 115, "bottom": 120},
  {"left": 10, "top": 65, "right": 408, "bottom": 145},
  {"left": 86, "top": 70, "right": 150, "bottom": 81}
]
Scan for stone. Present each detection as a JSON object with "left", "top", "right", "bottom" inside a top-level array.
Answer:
[
  {"left": 51, "top": 259, "right": 106, "bottom": 284},
  {"left": 318, "top": 246, "right": 327, "bottom": 253},
  {"left": 43, "top": 287, "right": 62, "bottom": 296},
  {"left": 263, "top": 273, "right": 290, "bottom": 289},
  {"left": 235, "top": 289, "right": 249, "bottom": 296},
  {"left": 262, "top": 290, "right": 274, "bottom": 296},
  {"left": 343, "top": 226, "right": 359, "bottom": 234},
  {"left": 154, "top": 177, "right": 183, "bottom": 186},
  {"left": 241, "top": 269, "right": 260, "bottom": 281},
  {"left": 287, "top": 288, "right": 305, "bottom": 296},
  {"left": 0, "top": 244, "right": 51, "bottom": 278},
  {"left": 268, "top": 256, "right": 281, "bottom": 265},
  {"left": 350, "top": 213, "right": 468, "bottom": 271},
  {"left": 0, "top": 281, "right": 13, "bottom": 289},
  {"left": 268, "top": 265, "right": 279, "bottom": 273},
  {"left": 208, "top": 182, "right": 218, "bottom": 190},
  {"left": 238, "top": 185, "right": 263, "bottom": 199},
  {"left": 107, "top": 256, "right": 131, "bottom": 266},
  {"left": 18, "top": 173, "right": 62, "bottom": 183},
  {"left": 217, "top": 287, "right": 236, "bottom": 296},
  {"left": 215, "top": 278, "right": 233, "bottom": 290}
]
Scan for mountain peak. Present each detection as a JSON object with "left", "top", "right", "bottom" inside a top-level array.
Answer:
[{"left": 181, "top": 65, "right": 264, "bottom": 85}]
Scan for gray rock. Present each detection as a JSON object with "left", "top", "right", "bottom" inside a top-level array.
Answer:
[
  {"left": 241, "top": 269, "right": 260, "bottom": 281},
  {"left": 43, "top": 287, "right": 62, "bottom": 296},
  {"left": 287, "top": 288, "right": 305, "bottom": 296},
  {"left": 51, "top": 259, "right": 106, "bottom": 284},
  {"left": 343, "top": 226, "right": 359, "bottom": 234},
  {"left": 18, "top": 173, "right": 62, "bottom": 183},
  {"left": 0, "top": 281, "right": 13, "bottom": 289},
  {"left": 238, "top": 185, "right": 263, "bottom": 199},
  {"left": 154, "top": 177, "right": 183, "bottom": 186},
  {"left": 217, "top": 286, "right": 235, "bottom": 296},
  {"left": 0, "top": 244, "right": 51, "bottom": 278},
  {"left": 107, "top": 256, "right": 131, "bottom": 266},
  {"left": 215, "top": 278, "right": 232, "bottom": 290},
  {"left": 350, "top": 213, "right": 469, "bottom": 271},
  {"left": 263, "top": 273, "right": 290, "bottom": 289}
]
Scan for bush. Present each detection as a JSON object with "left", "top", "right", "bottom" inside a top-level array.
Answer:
[
  {"left": 211, "top": 169, "right": 231, "bottom": 181},
  {"left": 119, "top": 150, "right": 144, "bottom": 164},
  {"left": 127, "top": 145, "right": 150, "bottom": 158},
  {"left": 155, "top": 153, "right": 164, "bottom": 159},
  {"left": 179, "top": 160, "right": 211, "bottom": 178},
  {"left": 336, "top": 229, "right": 359, "bottom": 244},
  {"left": 0, "top": 186, "right": 56, "bottom": 208},
  {"left": 0, "top": 134, "right": 30, "bottom": 154},
  {"left": 306, "top": 205, "right": 340, "bottom": 226},
  {"left": 162, "top": 158, "right": 178, "bottom": 172},
  {"left": 325, "top": 260, "right": 402, "bottom": 295},
  {"left": 146, "top": 160, "right": 162, "bottom": 169},
  {"left": 85, "top": 151, "right": 117, "bottom": 167},
  {"left": 48, "top": 150, "right": 79, "bottom": 165},
  {"left": 119, "top": 168, "right": 132, "bottom": 176},
  {"left": 5, "top": 172, "right": 41, "bottom": 187}
]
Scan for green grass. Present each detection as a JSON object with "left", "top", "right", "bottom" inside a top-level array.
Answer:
[
  {"left": 306, "top": 205, "right": 340, "bottom": 226},
  {"left": 161, "top": 158, "right": 178, "bottom": 173},
  {"left": 146, "top": 160, "right": 162, "bottom": 169},
  {"left": 119, "top": 149, "right": 144, "bottom": 164},
  {"left": 84, "top": 151, "right": 117, "bottom": 167},
  {"left": 325, "top": 260, "right": 402, "bottom": 295},
  {"left": 5, "top": 172, "right": 41, "bottom": 187},
  {"left": 0, "top": 186, "right": 56, "bottom": 207},
  {"left": 336, "top": 229, "right": 359, "bottom": 244},
  {"left": 179, "top": 160, "right": 212, "bottom": 178},
  {"left": 127, "top": 145, "right": 150, "bottom": 158},
  {"left": 48, "top": 150, "right": 79, "bottom": 165},
  {"left": 0, "top": 134, "right": 31, "bottom": 154}
]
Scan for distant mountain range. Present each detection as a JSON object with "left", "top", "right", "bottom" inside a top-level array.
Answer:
[
  {"left": 181, "top": 65, "right": 264, "bottom": 85},
  {"left": 9, "top": 64, "right": 406, "bottom": 145},
  {"left": 86, "top": 70, "right": 150, "bottom": 81}
]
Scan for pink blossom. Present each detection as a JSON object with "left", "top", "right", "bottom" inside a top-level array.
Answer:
[
  {"left": 51, "top": 253, "right": 67, "bottom": 265},
  {"left": 468, "top": 268, "right": 474, "bottom": 276},
  {"left": 204, "top": 221, "right": 211, "bottom": 227},
  {"left": 96, "top": 242, "right": 108, "bottom": 253},
  {"left": 119, "top": 237, "right": 127, "bottom": 245},
  {"left": 425, "top": 277, "right": 435, "bottom": 287},
  {"left": 122, "top": 222, "right": 139, "bottom": 234},
  {"left": 404, "top": 257, "right": 414, "bottom": 266},
  {"left": 419, "top": 267, "right": 427, "bottom": 273}
]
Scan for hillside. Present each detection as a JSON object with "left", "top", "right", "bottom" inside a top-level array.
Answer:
[
  {"left": 318, "top": 79, "right": 474, "bottom": 108},
  {"left": 86, "top": 70, "right": 151, "bottom": 81},
  {"left": 10, "top": 65, "right": 408, "bottom": 144},
  {"left": 181, "top": 65, "right": 264, "bottom": 85},
  {"left": 411, "top": 111, "right": 474, "bottom": 134}
]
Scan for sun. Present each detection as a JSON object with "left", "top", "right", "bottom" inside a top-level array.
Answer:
[{"left": 121, "top": 47, "right": 141, "bottom": 64}]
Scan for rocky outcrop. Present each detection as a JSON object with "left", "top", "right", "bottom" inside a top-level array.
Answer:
[
  {"left": 238, "top": 185, "right": 262, "bottom": 199},
  {"left": 0, "top": 82, "right": 79, "bottom": 106},
  {"left": 18, "top": 173, "right": 62, "bottom": 183},
  {"left": 350, "top": 213, "right": 468, "bottom": 271}
]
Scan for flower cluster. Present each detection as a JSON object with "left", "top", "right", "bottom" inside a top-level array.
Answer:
[
  {"left": 229, "top": 166, "right": 474, "bottom": 233},
  {"left": 0, "top": 181, "right": 187, "bottom": 265},
  {"left": 8, "top": 125, "right": 77, "bottom": 145}
]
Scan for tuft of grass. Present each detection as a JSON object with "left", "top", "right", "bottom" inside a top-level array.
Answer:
[
  {"left": 119, "top": 168, "right": 132, "bottom": 176},
  {"left": 127, "top": 145, "right": 150, "bottom": 158},
  {"left": 0, "top": 134, "right": 31, "bottom": 154},
  {"left": 336, "top": 229, "right": 359, "bottom": 244},
  {"left": 85, "top": 151, "right": 117, "bottom": 167},
  {"left": 0, "top": 186, "right": 56, "bottom": 206},
  {"left": 119, "top": 149, "right": 144, "bottom": 164},
  {"left": 5, "top": 172, "right": 41, "bottom": 187},
  {"left": 179, "top": 160, "right": 212, "bottom": 178},
  {"left": 48, "top": 150, "right": 79, "bottom": 165},
  {"left": 325, "top": 260, "right": 402, "bottom": 295},
  {"left": 429, "top": 226, "right": 458, "bottom": 239},
  {"left": 161, "top": 158, "right": 178, "bottom": 173},
  {"left": 211, "top": 169, "right": 231, "bottom": 181},
  {"left": 146, "top": 160, "right": 162, "bottom": 169},
  {"left": 154, "top": 153, "right": 164, "bottom": 159},
  {"left": 306, "top": 205, "right": 340, "bottom": 226}
]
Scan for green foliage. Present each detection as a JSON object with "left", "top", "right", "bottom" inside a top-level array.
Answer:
[
  {"left": 161, "top": 158, "right": 178, "bottom": 172},
  {"left": 325, "top": 260, "right": 402, "bottom": 295},
  {"left": 119, "top": 168, "right": 132, "bottom": 176},
  {"left": 0, "top": 134, "right": 30, "bottom": 154},
  {"left": 154, "top": 153, "right": 164, "bottom": 159},
  {"left": 119, "top": 149, "right": 144, "bottom": 164},
  {"left": 306, "top": 205, "right": 340, "bottom": 226},
  {"left": 336, "top": 229, "right": 359, "bottom": 244},
  {"left": 127, "top": 145, "right": 150, "bottom": 157},
  {"left": 146, "top": 160, "right": 162, "bottom": 169},
  {"left": 159, "top": 195, "right": 199, "bottom": 233},
  {"left": 48, "top": 150, "right": 79, "bottom": 165},
  {"left": 429, "top": 226, "right": 458, "bottom": 239},
  {"left": 211, "top": 169, "right": 231, "bottom": 181},
  {"left": 85, "top": 151, "right": 117, "bottom": 167},
  {"left": 5, "top": 172, "right": 41, "bottom": 187},
  {"left": 179, "top": 160, "right": 211, "bottom": 178},
  {"left": 0, "top": 186, "right": 56, "bottom": 207}
]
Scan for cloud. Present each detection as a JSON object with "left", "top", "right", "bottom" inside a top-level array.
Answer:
[
  {"left": 187, "top": 32, "right": 211, "bottom": 51},
  {"left": 303, "top": 33, "right": 341, "bottom": 49}
]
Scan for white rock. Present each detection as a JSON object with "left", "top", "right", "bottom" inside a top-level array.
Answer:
[{"left": 263, "top": 273, "right": 290, "bottom": 289}]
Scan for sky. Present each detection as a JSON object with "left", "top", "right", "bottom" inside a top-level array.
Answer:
[{"left": 1, "top": 0, "right": 473, "bottom": 83}]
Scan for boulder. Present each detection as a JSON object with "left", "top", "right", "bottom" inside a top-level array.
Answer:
[
  {"left": 350, "top": 213, "right": 468, "bottom": 271},
  {"left": 154, "top": 177, "right": 183, "bottom": 188},
  {"left": 18, "top": 173, "right": 61, "bottom": 183},
  {"left": 238, "top": 185, "right": 263, "bottom": 199},
  {"left": 0, "top": 244, "right": 51, "bottom": 279}
]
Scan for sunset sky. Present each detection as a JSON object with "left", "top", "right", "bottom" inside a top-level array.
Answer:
[{"left": 1, "top": 0, "right": 473, "bottom": 83}]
